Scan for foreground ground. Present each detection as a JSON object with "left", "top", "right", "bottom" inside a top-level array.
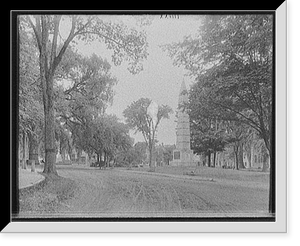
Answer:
[{"left": 17, "top": 165, "right": 270, "bottom": 218}]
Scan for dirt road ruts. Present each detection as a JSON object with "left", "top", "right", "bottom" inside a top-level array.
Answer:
[{"left": 53, "top": 165, "right": 269, "bottom": 218}]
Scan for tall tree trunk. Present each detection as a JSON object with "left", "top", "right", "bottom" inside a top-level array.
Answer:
[
  {"left": 61, "top": 149, "right": 66, "bottom": 162},
  {"left": 28, "top": 130, "right": 39, "bottom": 166},
  {"left": 235, "top": 152, "right": 239, "bottom": 170},
  {"left": 43, "top": 97, "right": 57, "bottom": 174},
  {"left": 263, "top": 135, "right": 274, "bottom": 214},
  {"left": 97, "top": 153, "right": 100, "bottom": 163},
  {"left": 234, "top": 145, "right": 239, "bottom": 170},
  {"left": 207, "top": 151, "right": 211, "bottom": 167},
  {"left": 250, "top": 141, "right": 254, "bottom": 168},
  {"left": 40, "top": 36, "right": 57, "bottom": 174},
  {"left": 104, "top": 152, "right": 108, "bottom": 167},
  {"left": 213, "top": 151, "right": 216, "bottom": 167},
  {"left": 148, "top": 137, "right": 156, "bottom": 170},
  {"left": 268, "top": 146, "right": 274, "bottom": 214},
  {"left": 262, "top": 153, "right": 268, "bottom": 172},
  {"left": 87, "top": 152, "right": 92, "bottom": 166},
  {"left": 37, "top": 15, "right": 61, "bottom": 175},
  {"left": 149, "top": 146, "right": 153, "bottom": 168},
  {"left": 41, "top": 62, "right": 57, "bottom": 173},
  {"left": 238, "top": 143, "right": 245, "bottom": 169},
  {"left": 262, "top": 159, "right": 267, "bottom": 172},
  {"left": 202, "top": 153, "right": 206, "bottom": 166},
  {"left": 22, "top": 131, "right": 26, "bottom": 169},
  {"left": 77, "top": 149, "right": 82, "bottom": 162}
]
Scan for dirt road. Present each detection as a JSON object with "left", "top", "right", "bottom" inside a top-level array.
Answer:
[{"left": 47, "top": 165, "right": 269, "bottom": 218}]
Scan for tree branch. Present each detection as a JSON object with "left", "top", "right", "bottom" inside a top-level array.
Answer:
[
  {"left": 50, "top": 15, "right": 62, "bottom": 71},
  {"left": 233, "top": 91, "right": 260, "bottom": 118},
  {"left": 77, "top": 30, "right": 136, "bottom": 57},
  {"left": 54, "top": 16, "right": 95, "bottom": 71},
  {"left": 53, "top": 16, "right": 77, "bottom": 71},
  {"left": 212, "top": 101, "right": 261, "bottom": 133},
  {"left": 26, "top": 16, "right": 42, "bottom": 52},
  {"left": 63, "top": 68, "right": 94, "bottom": 96}
]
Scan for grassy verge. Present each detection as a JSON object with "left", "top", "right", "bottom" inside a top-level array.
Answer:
[
  {"left": 18, "top": 174, "right": 77, "bottom": 215},
  {"left": 126, "top": 165, "right": 269, "bottom": 183}
]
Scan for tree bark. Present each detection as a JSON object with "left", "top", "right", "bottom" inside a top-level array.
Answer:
[
  {"left": 235, "top": 151, "right": 239, "bottom": 170},
  {"left": 76, "top": 149, "right": 82, "bottom": 163},
  {"left": 87, "top": 152, "right": 92, "bottom": 166},
  {"left": 238, "top": 143, "right": 245, "bottom": 169},
  {"left": 250, "top": 141, "right": 254, "bottom": 168},
  {"left": 149, "top": 141, "right": 156, "bottom": 171},
  {"left": 34, "top": 16, "right": 56, "bottom": 175},
  {"left": 22, "top": 132, "right": 27, "bottom": 169},
  {"left": 61, "top": 149, "right": 66, "bottom": 162},
  {"left": 31, "top": 15, "right": 66, "bottom": 175},
  {"left": 234, "top": 145, "right": 239, "bottom": 170},
  {"left": 28, "top": 130, "right": 39, "bottom": 166},
  {"left": 268, "top": 146, "right": 274, "bottom": 214},
  {"left": 264, "top": 135, "right": 276, "bottom": 213},
  {"left": 207, "top": 151, "right": 211, "bottom": 167},
  {"left": 149, "top": 146, "right": 153, "bottom": 168},
  {"left": 97, "top": 153, "right": 100, "bottom": 163},
  {"left": 43, "top": 102, "right": 57, "bottom": 174},
  {"left": 213, "top": 151, "right": 216, "bottom": 167},
  {"left": 262, "top": 154, "right": 268, "bottom": 172},
  {"left": 104, "top": 152, "right": 108, "bottom": 167}
]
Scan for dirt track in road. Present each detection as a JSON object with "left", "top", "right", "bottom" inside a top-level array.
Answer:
[{"left": 52, "top": 165, "right": 269, "bottom": 218}]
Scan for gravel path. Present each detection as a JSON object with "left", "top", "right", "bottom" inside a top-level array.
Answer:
[{"left": 17, "top": 165, "right": 270, "bottom": 218}]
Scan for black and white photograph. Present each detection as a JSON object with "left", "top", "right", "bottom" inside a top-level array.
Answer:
[{"left": 6, "top": 6, "right": 288, "bottom": 233}]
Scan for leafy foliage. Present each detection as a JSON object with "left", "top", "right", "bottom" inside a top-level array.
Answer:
[
  {"left": 79, "top": 114, "right": 132, "bottom": 164},
  {"left": 23, "top": 14, "right": 149, "bottom": 173},
  {"left": 123, "top": 98, "right": 173, "bottom": 167},
  {"left": 54, "top": 50, "right": 119, "bottom": 158},
  {"left": 56, "top": 50, "right": 117, "bottom": 117},
  {"left": 68, "top": 15, "right": 149, "bottom": 74},
  {"left": 114, "top": 141, "right": 147, "bottom": 167},
  {"left": 164, "top": 14, "right": 273, "bottom": 153},
  {"left": 19, "top": 24, "right": 43, "bottom": 136},
  {"left": 123, "top": 98, "right": 173, "bottom": 146}
]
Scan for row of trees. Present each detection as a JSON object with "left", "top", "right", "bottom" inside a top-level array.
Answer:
[
  {"left": 19, "top": 19, "right": 44, "bottom": 168},
  {"left": 19, "top": 15, "right": 174, "bottom": 171},
  {"left": 18, "top": 15, "right": 149, "bottom": 174},
  {"left": 114, "top": 142, "right": 175, "bottom": 167},
  {"left": 19, "top": 19, "right": 133, "bottom": 168}
]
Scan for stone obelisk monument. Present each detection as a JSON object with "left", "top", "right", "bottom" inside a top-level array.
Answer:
[{"left": 171, "top": 80, "right": 195, "bottom": 166}]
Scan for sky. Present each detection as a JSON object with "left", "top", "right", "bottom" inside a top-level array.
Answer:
[{"left": 62, "top": 15, "right": 202, "bottom": 145}]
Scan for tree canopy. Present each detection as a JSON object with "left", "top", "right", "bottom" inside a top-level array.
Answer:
[
  {"left": 164, "top": 15, "right": 273, "bottom": 152},
  {"left": 22, "top": 14, "right": 149, "bottom": 174},
  {"left": 19, "top": 23, "right": 43, "bottom": 136},
  {"left": 123, "top": 98, "right": 173, "bottom": 168}
]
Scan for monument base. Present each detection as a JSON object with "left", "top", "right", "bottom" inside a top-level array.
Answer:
[{"left": 170, "top": 149, "right": 197, "bottom": 167}]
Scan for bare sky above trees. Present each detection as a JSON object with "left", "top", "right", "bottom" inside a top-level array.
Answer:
[{"left": 60, "top": 15, "right": 201, "bottom": 145}]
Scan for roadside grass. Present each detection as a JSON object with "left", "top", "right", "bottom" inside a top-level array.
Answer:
[
  {"left": 128, "top": 166, "right": 269, "bottom": 184},
  {"left": 19, "top": 173, "right": 77, "bottom": 215}
]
